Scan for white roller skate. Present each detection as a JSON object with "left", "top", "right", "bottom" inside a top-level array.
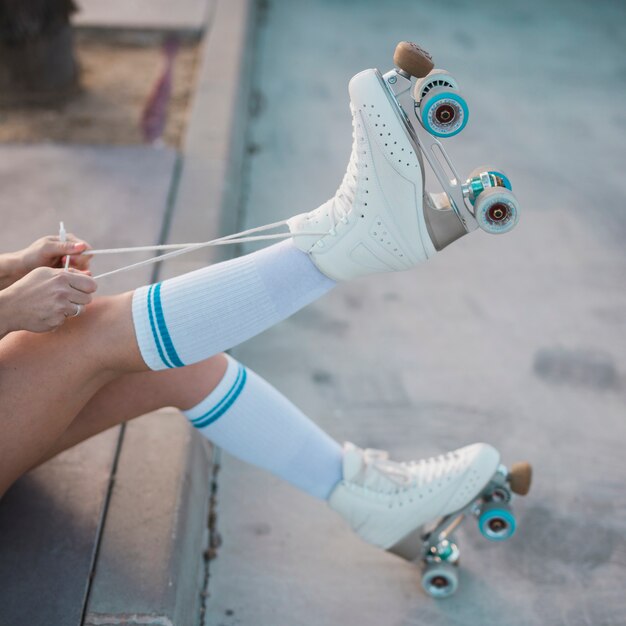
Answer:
[
  {"left": 329, "top": 442, "right": 532, "bottom": 598},
  {"left": 288, "top": 41, "right": 520, "bottom": 282}
]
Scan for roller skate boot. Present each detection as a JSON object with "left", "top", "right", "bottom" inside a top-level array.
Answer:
[
  {"left": 288, "top": 41, "right": 520, "bottom": 282},
  {"left": 328, "top": 442, "right": 500, "bottom": 550},
  {"left": 329, "top": 441, "right": 532, "bottom": 599}
]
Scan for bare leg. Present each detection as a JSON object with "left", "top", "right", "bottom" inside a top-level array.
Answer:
[
  {"left": 32, "top": 354, "right": 228, "bottom": 469},
  {"left": 0, "top": 242, "right": 334, "bottom": 494},
  {"left": 0, "top": 293, "right": 149, "bottom": 494},
  {"left": 37, "top": 349, "right": 343, "bottom": 503}
]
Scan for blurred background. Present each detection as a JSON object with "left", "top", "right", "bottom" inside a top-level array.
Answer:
[{"left": 1, "top": 1, "right": 625, "bottom": 625}]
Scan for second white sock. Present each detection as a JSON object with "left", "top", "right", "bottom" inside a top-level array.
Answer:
[{"left": 184, "top": 354, "right": 343, "bottom": 500}]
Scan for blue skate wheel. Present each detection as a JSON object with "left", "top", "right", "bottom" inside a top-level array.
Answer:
[
  {"left": 473, "top": 187, "right": 520, "bottom": 235},
  {"left": 478, "top": 502, "right": 517, "bottom": 541},
  {"left": 420, "top": 86, "right": 469, "bottom": 137},
  {"left": 421, "top": 561, "right": 459, "bottom": 598}
]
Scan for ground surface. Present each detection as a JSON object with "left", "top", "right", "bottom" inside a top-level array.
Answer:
[
  {"left": 0, "top": 39, "right": 199, "bottom": 147},
  {"left": 204, "top": 0, "right": 626, "bottom": 625}
]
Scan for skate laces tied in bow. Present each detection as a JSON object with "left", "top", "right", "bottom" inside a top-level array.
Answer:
[{"left": 362, "top": 448, "right": 460, "bottom": 488}]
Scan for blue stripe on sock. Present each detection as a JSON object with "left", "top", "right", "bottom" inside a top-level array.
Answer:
[
  {"left": 153, "top": 282, "right": 185, "bottom": 368},
  {"left": 147, "top": 284, "right": 173, "bottom": 369},
  {"left": 191, "top": 364, "right": 245, "bottom": 427},
  {"left": 192, "top": 364, "right": 247, "bottom": 429}
]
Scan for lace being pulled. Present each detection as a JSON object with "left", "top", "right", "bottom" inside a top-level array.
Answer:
[
  {"left": 77, "top": 217, "right": 329, "bottom": 280},
  {"left": 67, "top": 111, "right": 362, "bottom": 280}
]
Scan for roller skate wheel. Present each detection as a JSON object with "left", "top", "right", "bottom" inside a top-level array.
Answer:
[
  {"left": 420, "top": 86, "right": 468, "bottom": 137},
  {"left": 414, "top": 69, "right": 459, "bottom": 103},
  {"left": 509, "top": 461, "right": 532, "bottom": 496},
  {"left": 421, "top": 561, "right": 459, "bottom": 598},
  {"left": 393, "top": 41, "right": 434, "bottom": 78},
  {"left": 468, "top": 165, "right": 513, "bottom": 191},
  {"left": 473, "top": 187, "right": 519, "bottom": 234},
  {"left": 478, "top": 501, "right": 516, "bottom": 541}
]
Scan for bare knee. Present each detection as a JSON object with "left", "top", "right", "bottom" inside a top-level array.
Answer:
[
  {"left": 0, "top": 292, "right": 140, "bottom": 373},
  {"left": 153, "top": 353, "right": 228, "bottom": 411},
  {"left": 65, "top": 292, "right": 144, "bottom": 371}
]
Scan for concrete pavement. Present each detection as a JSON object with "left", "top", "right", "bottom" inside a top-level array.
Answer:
[{"left": 204, "top": 0, "right": 626, "bottom": 624}]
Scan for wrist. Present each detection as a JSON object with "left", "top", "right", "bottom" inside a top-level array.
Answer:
[
  {"left": 0, "top": 290, "right": 16, "bottom": 338},
  {"left": 0, "top": 252, "right": 25, "bottom": 289}
]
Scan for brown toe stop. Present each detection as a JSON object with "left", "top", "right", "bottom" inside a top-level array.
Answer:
[
  {"left": 393, "top": 41, "right": 434, "bottom": 78},
  {"left": 509, "top": 462, "right": 532, "bottom": 496}
]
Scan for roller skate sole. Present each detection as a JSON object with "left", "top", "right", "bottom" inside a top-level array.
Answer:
[
  {"left": 383, "top": 42, "right": 522, "bottom": 243},
  {"left": 388, "top": 460, "right": 532, "bottom": 598}
]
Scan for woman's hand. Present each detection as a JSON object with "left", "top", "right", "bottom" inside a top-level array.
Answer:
[
  {"left": 19, "top": 234, "right": 93, "bottom": 275},
  {"left": 0, "top": 267, "right": 98, "bottom": 335}
]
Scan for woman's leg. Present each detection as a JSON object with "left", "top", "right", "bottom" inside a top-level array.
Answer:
[
  {"left": 32, "top": 354, "right": 229, "bottom": 468},
  {"left": 31, "top": 352, "right": 343, "bottom": 501},
  {"left": 131, "top": 240, "right": 335, "bottom": 370},
  {"left": 0, "top": 105, "right": 457, "bottom": 489},
  {"left": 38, "top": 347, "right": 504, "bottom": 559},
  {"left": 3, "top": 330, "right": 504, "bottom": 561},
  {"left": 0, "top": 293, "right": 146, "bottom": 494},
  {"left": 0, "top": 240, "right": 335, "bottom": 493}
]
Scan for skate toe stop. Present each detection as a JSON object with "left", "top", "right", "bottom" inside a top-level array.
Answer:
[
  {"left": 393, "top": 41, "right": 434, "bottom": 78},
  {"left": 509, "top": 461, "right": 532, "bottom": 496}
]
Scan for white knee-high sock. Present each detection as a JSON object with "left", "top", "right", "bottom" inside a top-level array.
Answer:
[
  {"left": 184, "top": 355, "right": 343, "bottom": 500},
  {"left": 132, "top": 240, "right": 335, "bottom": 370}
]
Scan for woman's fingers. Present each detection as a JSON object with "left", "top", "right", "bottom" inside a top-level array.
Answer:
[
  {"left": 67, "top": 269, "right": 98, "bottom": 294},
  {"left": 56, "top": 270, "right": 96, "bottom": 316},
  {"left": 68, "top": 255, "right": 92, "bottom": 271},
  {"left": 68, "top": 290, "right": 93, "bottom": 306},
  {"left": 46, "top": 238, "right": 86, "bottom": 258},
  {"left": 65, "top": 234, "right": 93, "bottom": 270},
  {"left": 36, "top": 234, "right": 92, "bottom": 270},
  {"left": 4, "top": 266, "right": 97, "bottom": 333}
]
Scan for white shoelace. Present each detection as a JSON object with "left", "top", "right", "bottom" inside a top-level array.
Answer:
[
  {"left": 363, "top": 448, "right": 459, "bottom": 488},
  {"left": 83, "top": 219, "right": 326, "bottom": 280},
  {"left": 70, "top": 111, "right": 362, "bottom": 280},
  {"left": 326, "top": 114, "right": 359, "bottom": 235}
]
